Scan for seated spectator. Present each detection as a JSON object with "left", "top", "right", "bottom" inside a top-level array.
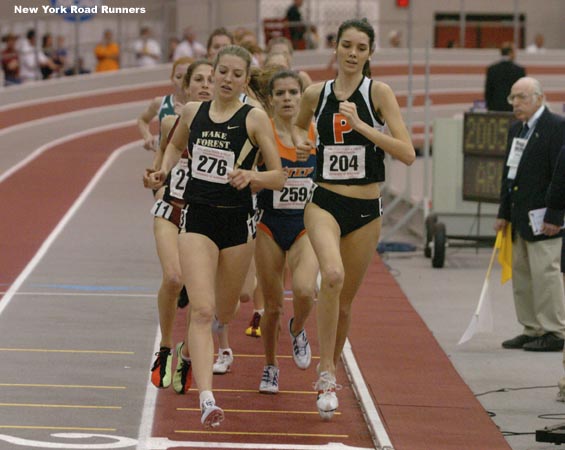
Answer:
[
  {"left": 94, "top": 29, "right": 120, "bottom": 72},
  {"left": 526, "top": 33, "right": 546, "bottom": 53},
  {"left": 54, "top": 35, "right": 68, "bottom": 72},
  {"left": 173, "top": 27, "right": 206, "bottom": 60},
  {"left": 1, "top": 33, "right": 21, "bottom": 85},
  {"left": 18, "top": 29, "right": 56, "bottom": 82},
  {"left": 133, "top": 26, "right": 162, "bottom": 67},
  {"left": 41, "top": 33, "right": 59, "bottom": 79},
  {"left": 388, "top": 30, "right": 402, "bottom": 48},
  {"left": 167, "top": 36, "right": 179, "bottom": 62},
  {"left": 64, "top": 57, "right": 90, "bottom": 76}
]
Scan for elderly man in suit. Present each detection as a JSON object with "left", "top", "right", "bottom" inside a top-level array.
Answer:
[{"left": 495, "top": 77, "right": 565, "bottom": 352}]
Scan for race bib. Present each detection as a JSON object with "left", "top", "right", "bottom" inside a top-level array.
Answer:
[
  {"left": 273, "top": 178, "right": 313, "bottom": 209},
  {"left": 192, "top": 144, "right": 234, "bottom": 184},
  {"left": 150, "top": 199, "right": 172, "bottom": 220},
  {"left": 322, "top": 145, "right": 365, "bottom": 180},
  {"left": 169, "top": 157, "right": 189, "bottom": 199}
]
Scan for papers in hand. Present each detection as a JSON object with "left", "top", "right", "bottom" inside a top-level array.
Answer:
[{"left": 528, "top": 207, "right": 565, "bottom": 236}]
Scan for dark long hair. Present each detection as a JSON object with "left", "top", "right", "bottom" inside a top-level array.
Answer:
[{"left": 336, "top": 18, "right": 375, "bottom": 77}]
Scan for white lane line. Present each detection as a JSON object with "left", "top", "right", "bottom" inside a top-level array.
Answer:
[
  {"left": 0, "top": 78, "right": 168, "bottom": 112},
  {"left": 136, "top": 326, "right": 160, "bottom": 450},
  {"left": 0, "top": 292, "right": 155, "bottom": 298},
  {"left": 342, "top": 338, "right": 394, "bottom": 450},
  {"left": 0, "top": 140, "right": 141, "bottom": 319},
  {"left": 0, "top": 120, "right": 138, "bottom": 185},
  {"left": 0, "top": 103, "right": 144, "bottom": 138}
]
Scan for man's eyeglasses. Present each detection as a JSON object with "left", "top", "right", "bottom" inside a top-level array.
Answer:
[{"left": 507, "top": 92, "right": 539, "bottom": 104}]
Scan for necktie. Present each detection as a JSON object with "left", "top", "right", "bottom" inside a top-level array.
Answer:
[{"left": 518, "top": 123, "right": 529, "bottom": 138}]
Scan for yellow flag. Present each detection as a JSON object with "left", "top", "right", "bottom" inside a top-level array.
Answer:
[{"left": 495, "top": 224, "right": 512, "bottom": 284}]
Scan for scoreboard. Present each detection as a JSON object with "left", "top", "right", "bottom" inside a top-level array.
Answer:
[{"left": 462, "top": 112, "right": 515, "bottom": 203}]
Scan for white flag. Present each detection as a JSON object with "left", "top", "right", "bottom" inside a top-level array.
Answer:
[{"left": 458, "top": 245, "right": 496, "bottom": 345}]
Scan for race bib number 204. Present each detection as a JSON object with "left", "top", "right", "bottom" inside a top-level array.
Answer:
[{"left": 322, "top": 145, "right": 365, "bottom": 180}]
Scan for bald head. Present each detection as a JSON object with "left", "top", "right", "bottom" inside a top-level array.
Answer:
[{"left": 509, "top": 77, "right": 544, "bottom": 122}]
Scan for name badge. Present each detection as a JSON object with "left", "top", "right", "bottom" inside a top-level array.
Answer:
[
  {"left": 322, "top": 145, "right": 365, "bottom": 180},
  {"left": 507, "top": 137, "right": 527, "bottom": 180},
  {"left": 192, "top": 144, "right": 234, "bottom": 184}
]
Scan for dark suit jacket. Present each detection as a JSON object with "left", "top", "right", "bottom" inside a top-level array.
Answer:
[
  {"left": 547, "top": 146, "right": 565, "bottom": 213},
  {"left": 485, "top": 60, "right": 526, "bottom": 111},
  {"left": 497, "top": 107, "right": 565, "bottom": 241}
]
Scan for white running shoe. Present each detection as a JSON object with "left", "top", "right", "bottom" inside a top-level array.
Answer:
[
  {"left": 259, "top": 365, "right": 279, "bottom": 394},
  {"left": 289, "top": 318, "right": 311, "bottom": 369},
  {"left": 213, "top": 349, "right": 233, "bottom": 374},
  {"left": 200, "top": 398, "right": 224, "bottom": 428},
  {"left": 314, "top": 371, "right": 341, "bottom": 420}
]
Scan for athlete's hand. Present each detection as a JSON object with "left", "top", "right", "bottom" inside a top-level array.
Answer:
[
  {"left": 296, "top": 139, "right": 314, "bottom": 162},
  {"left": 339, "top": 100, "right": 361, "bottom": 130},
  {"left": 142, "top": 168, "right": 155, "bottom": 189},
  {"left": 143, "top": 135, "right": 157, "bottom": 152},
  {"left": 228, "top": 169, "right": 252, "bottom": 190},
  {"left": 147, "top": 169, "right": 166, "bottom": 190}
]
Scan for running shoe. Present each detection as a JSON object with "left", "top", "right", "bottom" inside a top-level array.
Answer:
[
  {"left": 315, "top": 371, "right": 341, "bottom": 420},
  {"left": 259, "top": 365, "right": 279, "bottom": 394},
  {"left": 200, "top": 398, "right": 224, "bottom": 428},
  {"left": 213, "top": 349, "right": 233, "bottom": 374},
  {"left": 150, "top": 346, "right": 172, "bottom": 388},
  {"left": 245, "top": 311, "right": 262, "bottom": 338},
  {"left": 172, "top": 342, "right": 192, "bottom": 394},
  {"left": 177, "top": 286, "right": 189, "bottom": 309},
  {"left": 289, "top": 317, "right": 311, "bottom": 369}
]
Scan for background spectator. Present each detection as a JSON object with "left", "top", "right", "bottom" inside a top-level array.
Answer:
[
  {"left": 54, "top": 35, "right": 68, "bottom": 73},
  {"left": 286, "top": 0, "right": 305, "bottom": 49},
  {"left": 484, "top": 42, "right": 525, "bottom": 112},
  {"left": 17, "top": 29, "right": 55, "bottom": 82},
  {"left": 64, "top": 57, "right": 90, "bottom": 76},
  {"left": 94, "top": 29, "right": 120, "bottom": 72},
  {"left": 388, "top": 30, "right": 401, "bottom": 48},
  {"left": 41, "top": 33, "right": 58, "bottom": 79},
  {"left": 1, "top": 33, "right": 20, "bottom": 85},
  {"left": 167, "top": 36, "right": 180, "bottom": 62},
  {"left": 526, "top": 33, "right": 546, "bottom": 53},
  {"left": 173, "top": 27, "right": 206, "bottom": 60},
  {"left": 133, "top": 26, "right": 162, "bottom": 67}
]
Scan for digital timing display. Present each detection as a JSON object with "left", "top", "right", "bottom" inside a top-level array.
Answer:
[{"left": 462, "top": 112, "right": 515, "bottom": 202}]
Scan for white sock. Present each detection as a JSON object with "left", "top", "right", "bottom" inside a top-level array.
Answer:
[
  {"left": 254, "top": 309, "right": 264, "bottom": 315},
  {"left": 200, "top": 390, "right": 214, "bottom": 406},
  {"left": 218, "top": 347, "right": 231, "bottom": 355}
]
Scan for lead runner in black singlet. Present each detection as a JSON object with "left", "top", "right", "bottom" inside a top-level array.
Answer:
[
  {"left": 293, "top": 18, "right": 415, "bottom": 421},
  {"left": 150, "top": 45, "right": 286, "bottom": 429}
]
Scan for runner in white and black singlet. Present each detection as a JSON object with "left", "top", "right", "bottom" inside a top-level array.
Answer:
[
  {"left": 293, "top": 18, "right": 415, "bottom": 421},
  {"left": 150, "top": 45, "right": 286, "bottom": 429}
]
